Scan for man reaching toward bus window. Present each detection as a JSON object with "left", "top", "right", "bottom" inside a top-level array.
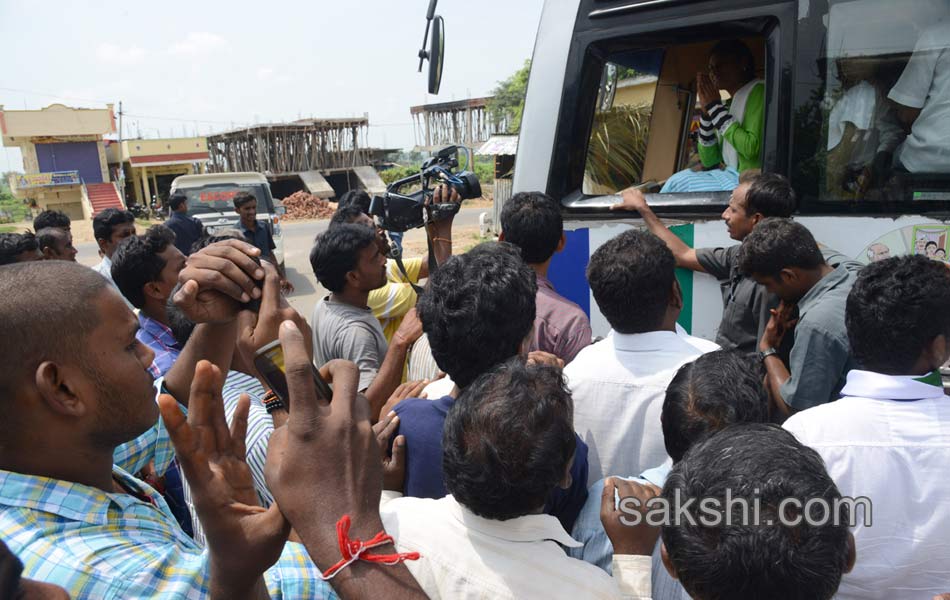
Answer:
[{"left": 613, "top": 172, "right": 795, "bottom": 354}]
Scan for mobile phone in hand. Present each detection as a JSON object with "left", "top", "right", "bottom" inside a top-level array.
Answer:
[{"left": 253, "top": 339, "right": 333, "bottom": 406}]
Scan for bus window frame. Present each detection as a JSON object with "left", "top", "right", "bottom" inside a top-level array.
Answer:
[{"left": 552, "top": 0, "right": 796, "bottom": 217}]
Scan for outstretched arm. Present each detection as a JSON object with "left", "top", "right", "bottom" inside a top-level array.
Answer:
[{"left": 611, "top": 188, "right": 705, "bottom": 272}]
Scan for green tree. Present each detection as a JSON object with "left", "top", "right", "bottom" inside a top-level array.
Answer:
[{"left": 487, "top": 60, "right": 531, "bottom": 134}]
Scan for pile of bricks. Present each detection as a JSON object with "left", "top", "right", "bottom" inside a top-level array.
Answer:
[{"left": 281, "top": 191, "right": 336, "bottom": 220}]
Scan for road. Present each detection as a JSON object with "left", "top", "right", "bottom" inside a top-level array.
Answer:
[{"left": 76, "top": 206, "right": 488, "bottom": 317}]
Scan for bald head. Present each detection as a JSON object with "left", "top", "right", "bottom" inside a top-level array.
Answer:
[{"left": 0, "top": 262, "right": 110, "bottom": 398}]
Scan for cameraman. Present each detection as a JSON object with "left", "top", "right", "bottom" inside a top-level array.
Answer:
[{"left": 329, "top": 185, "right": 461, "bottom": 343}]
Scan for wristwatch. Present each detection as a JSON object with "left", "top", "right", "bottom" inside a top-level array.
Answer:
[{"left": 759, "top": 347, "right": 779, "bottom": 362}]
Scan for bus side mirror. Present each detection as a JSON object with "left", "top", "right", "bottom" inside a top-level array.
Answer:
[{"left": 428, "top": 16, "right": 445, "bottom": 95}]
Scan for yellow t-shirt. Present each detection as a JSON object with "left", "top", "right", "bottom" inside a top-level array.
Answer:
[{"left": 369, "top": 257, "right": 423, "bottom": 343}]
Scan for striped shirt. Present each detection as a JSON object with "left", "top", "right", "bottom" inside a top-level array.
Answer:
[
  {"left": 112, "top": 378, "right": 177, "bottom": 477},
  {"left": 0, "top": 465, "right": 335, "bottom": 599},
  {"left": 183, "top": 370, "right": 276, "bottom": 546}
]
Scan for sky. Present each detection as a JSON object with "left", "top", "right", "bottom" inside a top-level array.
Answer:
[{"left": 0, "top": 0, "right": 545, "bottom": 172}]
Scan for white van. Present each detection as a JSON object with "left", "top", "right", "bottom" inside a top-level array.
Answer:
[{"left": 170, "top": 172, "right": 285, "bottom": 267}]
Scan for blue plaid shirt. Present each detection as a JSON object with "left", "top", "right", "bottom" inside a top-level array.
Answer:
[
  {"left": 137, "top": 313, "right": 182, "bottom": 377},
  {"left": 0, "top": 466, "right": 336, "bottom": 599}
]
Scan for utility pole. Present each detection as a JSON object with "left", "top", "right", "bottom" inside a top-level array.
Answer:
[{"left": 117, "top": 101, "right": 126, "bottom": 204}]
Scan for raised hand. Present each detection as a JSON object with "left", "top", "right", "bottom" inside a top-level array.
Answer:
[
  {"left": 610, "top": 187, "right": 650, "bottom": 213},
  {"left": 158, "top": 360, "right": 289, "bottom": 599},
  {"left": 237, "top": 260, "right": 313, "bottom": 365},
  {"left": 265, "top": 321, "right": 428, "bottom": 597},
  {"left": 392, "top": 308, "right": 423, "bottom": 349},
  {"left": 527, "top": 351, "right": 566, "bottom": 370},
  {"left": 600, "top": 477, "right": 662, "bottom": 556},
  {"left": 373, "top": 411, "right": 407, "bottom": 492},
  {"left": 175, "top": 239, "right": 264, "bottom": 324},
  {"left": 760, "top": 301, "right": 799, "bottom": 351},
  {"left": 380, "top": 379, "right": 429, "bottom": 417},
  {"left": 697, "top": 72, "right": 719, "bottom": 108}
]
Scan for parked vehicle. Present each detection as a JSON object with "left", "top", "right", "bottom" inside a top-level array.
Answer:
[{"left": 169, "top": 172, "right": 285, "bottom": 267}]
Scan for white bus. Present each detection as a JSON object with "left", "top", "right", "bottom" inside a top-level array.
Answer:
[{"left": 513, "top": 0, "right": 950, "bottom": 340}]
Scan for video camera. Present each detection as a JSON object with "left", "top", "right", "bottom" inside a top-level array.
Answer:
[{"left": 368, "top": 145, "right": 481, "bottom": 233}]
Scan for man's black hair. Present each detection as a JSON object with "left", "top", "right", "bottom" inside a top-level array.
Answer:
[
  {"left": 232, "top": 191, "right": 256, "bottom": 209},
  {"left": 36, "top": 228, "right": 68, "bottom": 254},
  {"left": 309, "top": 223, "right": 378, "bottom": 293},
  {"left": 744, "top": 172, "right": 796, "bottom": 218},
  {"left": 338, "top": 189, "right": 372, "bottom": 214},
  {"left": 92, "top": 208, "right": 135, "bottom": 242},
  {"left": 443, "top": 358, "right": 576, "bottom": 520},
  {"left": 662, "top": 424, "right": 852, "bottom": 600},
  {"left": 329, "top": 205, "right": 369, "bottom": 229},
  {"left": 111, "top": 225, "right": 177, "bottom": 308},
  {"left": 587, "top": 229, "right": 675, "bottom": 334},
  {"left": 169, "top": 192, "right": 188, "bottom": 211},
  {"left": 189, "top": 229, "right": 244, "bottom": 254},
  {"left": 0, "top": 261, "right": 109, "bottom": 402},
  {"left": 710, "top": 39, "right": 756, "bottom": 79},
  {"left": 33, "top": 209, "right": 71, "bottom": 231},
  {"left": 0, "top": 232, "right": 38, "bottom": 266},
  {"left": 418, "top": 242, "right": 537, "bottom": 388},
  {"left": 500, "top": 191, "right": 563, "bottom": 264},
  {"left": 925, "top": 241, "right": 938, "bottom": 250},
  {"left": 662, "top": 350, "right": 769, "bottom": 462},
  {"left": 737, "top": 218, "right": 824, "bottom": 279},
  {"left": 846, "top": 254, "right": 950, "bottom": 374}
]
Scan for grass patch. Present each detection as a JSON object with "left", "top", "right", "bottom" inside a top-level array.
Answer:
[{"left": 0, "top": 225, "right": 18, "bottom": 233}]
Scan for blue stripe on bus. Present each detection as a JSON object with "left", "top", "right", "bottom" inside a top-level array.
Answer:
[{"left": 548, "top": 228, "right": 591, "bottom": 317}]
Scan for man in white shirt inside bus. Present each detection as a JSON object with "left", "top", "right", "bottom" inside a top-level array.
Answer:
[
  {"left": 783, "top": 254, "right": 950, "bottom": 599},
  {"left": 887, "top": 20, "right": 950, "bottom": 173}
]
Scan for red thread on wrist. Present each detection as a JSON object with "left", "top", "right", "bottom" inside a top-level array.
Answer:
[{"left": 319, "top": 515, "right": 420, "bottom": 580}]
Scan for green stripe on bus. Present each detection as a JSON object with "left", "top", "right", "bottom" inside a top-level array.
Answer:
[{"left": 670, "top": 223, "right": 694, "bottom": 334}]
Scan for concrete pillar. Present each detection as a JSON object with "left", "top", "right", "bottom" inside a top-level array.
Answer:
[
  {"left": 140, "top": 166, "right": 150, "bottom": 206},
  {"left": 152, "top": 173, "right": 159, "bottom": 203}
]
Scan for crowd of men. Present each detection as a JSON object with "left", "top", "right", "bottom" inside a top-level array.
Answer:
[{"left": 0, "top": 172, "right": 948, "bottom": 600}]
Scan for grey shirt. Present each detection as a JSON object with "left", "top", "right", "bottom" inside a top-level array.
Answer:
[
  {"left": 780, "top": 263, "right": 860, "bottom": 411},
  {"left": 696, "top": 245, "right": 857, "bottom": 354},
  {"left": 311, "top": 296, "right": 388, "bottom": 391},
  {"left": 696, "top": 245, "right": 776, "bottom": 353}
]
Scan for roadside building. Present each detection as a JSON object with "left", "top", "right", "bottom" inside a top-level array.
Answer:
[
  {"left": 1, "top": 103, "right": 121, "bottom": 220},
  {"left": 105, "top": 137, "right": 209, "bottom": 210}
]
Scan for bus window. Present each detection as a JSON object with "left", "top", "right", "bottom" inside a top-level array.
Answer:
[
  {"left": 795, "top": 0, "right": 950, "bottom": 204},
  {"left": 581, "top": 38, "right": 767, "bottom": 197},
  {"left": 583, "top": 49, "right": 663, "bottom": 195}
]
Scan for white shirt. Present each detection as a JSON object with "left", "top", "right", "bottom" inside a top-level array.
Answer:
[
  {"left": 887, "top": 20, "right": 950, "bottom": 173},
  {"left": 783, "top": 369, "right": 950, "bottom": 600},
  {"left": 565, "top": 330, "right": 718, "bottom": 486},
  {"left": 380, "top": 494, "right": 652, "bottom": 599}
]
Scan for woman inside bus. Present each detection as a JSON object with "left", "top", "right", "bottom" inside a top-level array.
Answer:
[{"left": 660, "top": 39, "right": 764, "bottom": 193}]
